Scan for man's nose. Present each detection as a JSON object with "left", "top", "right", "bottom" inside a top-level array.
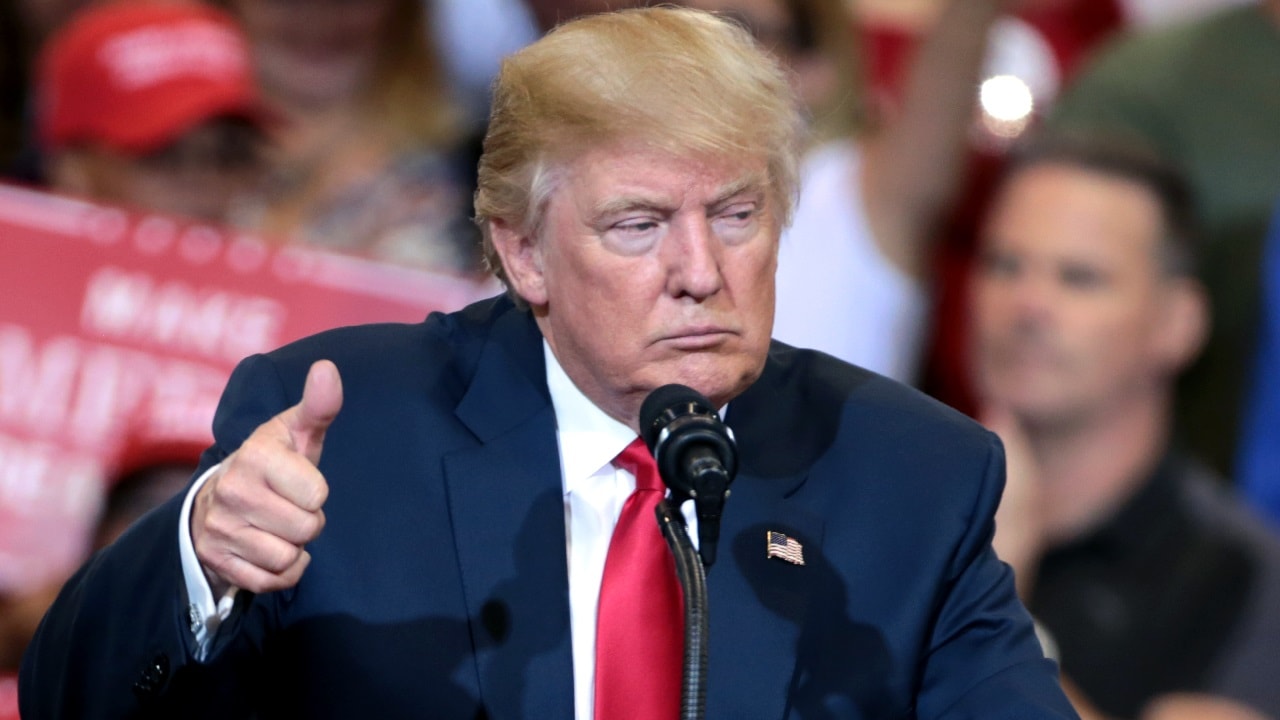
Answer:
[
  {"left": 664, "top": 215, "right": 724, "bottom": 300},
  {"left": 1006, "top": 271, "right": 1059, "bottom": 328}
]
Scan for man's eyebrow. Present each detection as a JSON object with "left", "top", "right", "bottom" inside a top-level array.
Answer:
[
  {"left": 590, "top": 173, "right": 769, "bottom": 219},
  {"left": 708, "top": 174, "right": 768, "bottom": 208},
  {"left": 592, "top": 195, "right": 672, "bottom": 219}
]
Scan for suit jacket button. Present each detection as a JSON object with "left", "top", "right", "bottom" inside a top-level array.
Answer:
[
  {"left": 151, "top": 653, "right": 170, "bottom": 681},
  {"left": 133, "top": 653, "right": 170, "bottom": 700}
]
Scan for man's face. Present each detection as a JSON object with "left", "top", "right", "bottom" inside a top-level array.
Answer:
[
  {"left": 971, "top": 162, "right": 1178, "bottom": 429},
  {"left": 496, "top": 143, "right": 780, "bottom": 427}
]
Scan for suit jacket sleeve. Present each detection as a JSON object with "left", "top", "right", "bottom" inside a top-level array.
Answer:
[{"left": 19, "top": 353, "right": 294, "bottom": 719}]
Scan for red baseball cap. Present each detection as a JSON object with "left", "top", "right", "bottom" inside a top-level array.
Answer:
[{"left": 38, "top": 1, "right": 268, "bottom": 155}]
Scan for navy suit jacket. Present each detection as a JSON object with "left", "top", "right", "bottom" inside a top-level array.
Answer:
[{"left": 21, "top": 296, "right": 1078, "bottom": 719}]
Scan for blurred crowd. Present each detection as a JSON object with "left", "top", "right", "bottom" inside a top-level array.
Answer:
[{"left": 2, "top": 0, "right": 1280, "bottom": 718}]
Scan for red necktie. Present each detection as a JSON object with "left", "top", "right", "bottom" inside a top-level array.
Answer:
[{"left": 594, "top": 438, "right": 684, "bottom": 720}]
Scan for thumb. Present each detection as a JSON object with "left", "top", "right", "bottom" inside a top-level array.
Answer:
[{"left": 282, "top": 359, "right": 343, "bottom": 466}]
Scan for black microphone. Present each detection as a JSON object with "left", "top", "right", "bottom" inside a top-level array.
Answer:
[{"left": 639, "top": 384, "right": 737, "bottom": 568}]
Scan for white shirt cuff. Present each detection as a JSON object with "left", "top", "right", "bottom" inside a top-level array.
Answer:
[{"left": 178, "top": 463, "right": 239, "bottom": 661}]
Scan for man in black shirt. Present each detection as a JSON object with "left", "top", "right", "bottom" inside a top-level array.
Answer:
[{"left": 970, "top": 135, "right": 1280, "bottom": 720}]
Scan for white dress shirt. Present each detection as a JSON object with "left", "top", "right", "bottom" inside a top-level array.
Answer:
[
  {"left": 544, "top": 342, "right": 699, "bottom": 720},
  {"left": 178, "top": 340, "right": 697, "bottom": 719}
]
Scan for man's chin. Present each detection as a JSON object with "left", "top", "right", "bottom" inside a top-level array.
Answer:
[
  {"left": 652, "top": 356, "right": 763, "bottom": 406},
  {"left": 1005, "top": 398, "right": 1091, "bottom": 432}
]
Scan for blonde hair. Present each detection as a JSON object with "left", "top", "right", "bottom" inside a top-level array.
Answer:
[{"left": 474, "top": 6, "right": 804, "bottom": 287}]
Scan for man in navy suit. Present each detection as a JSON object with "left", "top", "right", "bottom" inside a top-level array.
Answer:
[{"left": 20, "top": 7, "right": 1077, "bottom": 719}]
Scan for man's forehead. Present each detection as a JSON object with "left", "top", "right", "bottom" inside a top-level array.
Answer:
[
  {"left": 565, "top": 144, "right": 772, "bottom": 207},
  {"left": 594, "top": 172, "right": 769, "bottom": 211},
  {"left": 998, "top": 162, "right": 1163, "bottom": 218},
  {"left": 984, "top": 210, "right": 1151, "bottom": 257}
]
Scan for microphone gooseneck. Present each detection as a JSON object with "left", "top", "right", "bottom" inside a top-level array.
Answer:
[{"left": 639, "top": 384, "right": 737, "bottom": 568}]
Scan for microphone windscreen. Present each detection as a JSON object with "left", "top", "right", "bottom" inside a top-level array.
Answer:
[{"left": 639, "top": 383, "right": 713, "bottom": 452}]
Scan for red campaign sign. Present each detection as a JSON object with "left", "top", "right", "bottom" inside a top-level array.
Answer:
[
  {"left": 0, "top": 673, "right": 15, "bottom": 720},
  {"left": 0, "top": 183, "right": 494, "bottom": 593}
]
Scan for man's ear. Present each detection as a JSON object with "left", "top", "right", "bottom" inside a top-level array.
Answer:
[
  {"left": 489, "top": 217, "right": 548, "bottom": 306},
  {"left": 1152, "top": 277, "right": 1209, "bottom": 375}
]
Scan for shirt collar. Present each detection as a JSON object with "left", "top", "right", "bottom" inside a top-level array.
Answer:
[
  {"left": 1042, "top": 453, "right": 1184, "bottom": 561},
  {"left": 544, "top": 340, "right": 638, "bottom": 496}
]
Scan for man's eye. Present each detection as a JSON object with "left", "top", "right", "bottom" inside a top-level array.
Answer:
[
  {"left": 711, "top": 203, "right": 760, "bottom": 243},
  {"left": 979, "top": 250, "right": 1020, "bottom": 278},
  {"left": 1060, "top": 264, "right": 1105, "bottom": 289},
  {"left": 718, "top": 204, "right": 756, "bottom": 223},
  {"left": 602, "top": 218, "right": 664, "bottom": 255},
  {"left": 616, "top": 220, "right": 659, "bottom": 234}
]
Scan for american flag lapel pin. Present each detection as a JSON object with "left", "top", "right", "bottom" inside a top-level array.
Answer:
[{"left": 766, "top": 531, "right": 805, "bottom": 566}]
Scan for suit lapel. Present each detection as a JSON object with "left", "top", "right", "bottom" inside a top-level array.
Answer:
[
  {"left": 704, "top": 350, "right": 825, "bottom": 719},
  {"left": 443, "top": 306, "right": 575, "bottom": 720},
  {"left": 707, "top": 466, "right": 822, "bottom": 719}
]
